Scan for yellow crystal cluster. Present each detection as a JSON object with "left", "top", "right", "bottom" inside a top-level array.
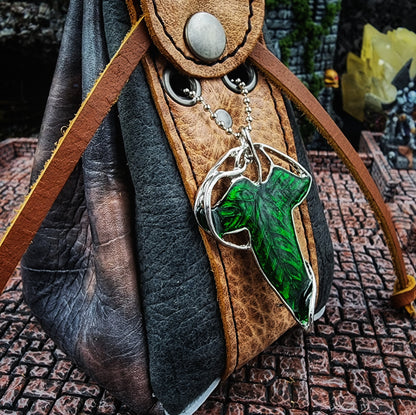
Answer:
[{"left": 342, "top": 24, "right": 416, "bottom": 121}]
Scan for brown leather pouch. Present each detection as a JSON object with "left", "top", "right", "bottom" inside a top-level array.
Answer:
[
  {"left": 1, "top": 0, "right": 414, "bottom": 414},
  {"left": 18, "top": 1, "right": 332, "bottom": 412}
]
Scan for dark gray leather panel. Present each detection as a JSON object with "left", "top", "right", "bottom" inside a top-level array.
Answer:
[
  {"left": 22, "top": 0, "right": 161, "bottom": 412},
  {"left": 285, "top": 100, "right": 334, "bottom": 314},
  {"left": 103, "top": 2, "right": 226, "bottom": 414}
]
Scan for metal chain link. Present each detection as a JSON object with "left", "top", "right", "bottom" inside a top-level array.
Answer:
[{"left": 184, "top": 79, "right": 253, "bottom": 141}]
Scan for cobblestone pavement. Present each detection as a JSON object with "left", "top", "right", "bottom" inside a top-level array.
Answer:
[{"left": 0, "top": 139, "right": 415, "bottom": 414}]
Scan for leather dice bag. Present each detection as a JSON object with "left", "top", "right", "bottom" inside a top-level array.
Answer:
[{"left": 18, "top": 0, "right": 413, "bottom": 414}]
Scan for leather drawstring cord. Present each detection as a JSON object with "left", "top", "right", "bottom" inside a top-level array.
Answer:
[{"left": 0, "top": 16, "right": 414, "bottom": 315}]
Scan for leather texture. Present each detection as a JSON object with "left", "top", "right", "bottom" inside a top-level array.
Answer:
[
  {"left": 4, "top": 0, "right": 412, "bottom": 413},
  {"left": 141, "top": 0, "right": 265, "bottom": 78},
  {"left": 142, "top": 51, "right": 331, "bottom": 378},
  {"left": 21, "top": 0, "right": 161, "bottom": 413},
  {"left": 103, "top": 1, "right": 226, "bottom": 414},
  {"left": 126, "top": 0, "right": 141, "bottom": 24},
  {"left": 0, "top": 0, "right": 150, "bottom": 285}
]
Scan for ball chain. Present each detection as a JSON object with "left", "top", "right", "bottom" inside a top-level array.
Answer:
[{"left": 184, "top": 79, "right": 253, "bottom": 141}]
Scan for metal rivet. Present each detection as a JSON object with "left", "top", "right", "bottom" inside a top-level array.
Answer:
[{"left": 185, "top": 12, "right": 226, "bottom": 63}]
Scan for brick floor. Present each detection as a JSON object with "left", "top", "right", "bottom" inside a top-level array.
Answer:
[{"left": 0, "top": 138, "right": 415, "bottom": 414}]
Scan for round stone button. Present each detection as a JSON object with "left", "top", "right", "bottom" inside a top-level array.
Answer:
[{"left": 185, "top": 12, "right": 226, "bottom": 63}]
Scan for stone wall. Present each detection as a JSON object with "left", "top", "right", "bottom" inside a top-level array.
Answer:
[
  {"left": 265, "top": 0, "right": 416, "bottom": 80},
  {"left": 0, "top": 1, "right": 67, "bottom": 53},
  {"left": 0, "top": 137, "right": 37, "bottom": 168},
  {"left": 0, "top": 1, "right": 68, "bottom": 140},
  {"left": 265, "top": 0, "right": 341, "bottom": 82}
]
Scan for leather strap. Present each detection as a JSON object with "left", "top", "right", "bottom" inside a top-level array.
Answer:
[
  {"left": 392, "top": 275, "right": 416, "bottom": 315},
  {"left": 249, "top": 42, "right": 416, "bottom": 313},
  {"left": 141, "top": 52, "right": 319, "bottom": 376},
  {"left": 0, "top": 16, "right": 151, "bottom": 291}
]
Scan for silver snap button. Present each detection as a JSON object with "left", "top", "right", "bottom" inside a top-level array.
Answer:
[{"left": 185, "top": 12, "right": 226, "bottom": 63}]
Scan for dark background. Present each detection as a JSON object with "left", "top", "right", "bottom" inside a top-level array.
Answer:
[
  {"left": 0, "top": 0, "right": 68, "bottom": 139},
  {"left": 1, "top": 0, "right": 416, "bottom": 140},
  {"left": 335, "top": 0, "right": 416, "bottom": 76}
]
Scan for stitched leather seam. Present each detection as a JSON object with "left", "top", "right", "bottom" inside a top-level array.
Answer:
[
  {"left": 151, "top": 0, "right": 255, "bottom": 67},
  {"left": 265, "top": 79, "right": 290, "bottom": 156},
  {"left": 162, "top": 99, "right": 241, "bottom": 373}
]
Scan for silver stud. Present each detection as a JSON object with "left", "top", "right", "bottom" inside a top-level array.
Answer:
[
  {"left": 214, "top": 109, "right": 233, "bottom": 130},
  {"left": 185, "top": 12, "right": 226, "bottom": 63}
]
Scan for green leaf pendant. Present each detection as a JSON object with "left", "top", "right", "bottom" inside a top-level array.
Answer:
[{"left": 194, "top": 129, "right": 317, "bottom": 329}]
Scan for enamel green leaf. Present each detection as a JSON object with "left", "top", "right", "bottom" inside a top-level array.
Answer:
[{"left": 204, "top": 165, "right": 313, "bottom": 326}]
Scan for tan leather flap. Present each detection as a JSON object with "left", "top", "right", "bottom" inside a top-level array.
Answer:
[{"left": 140, "top": 0, "right": 265, "bottom": 78}]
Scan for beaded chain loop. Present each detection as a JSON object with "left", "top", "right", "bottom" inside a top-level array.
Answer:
[{"left": 184, "top": 79, "right": 253, "bottom": 142}]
